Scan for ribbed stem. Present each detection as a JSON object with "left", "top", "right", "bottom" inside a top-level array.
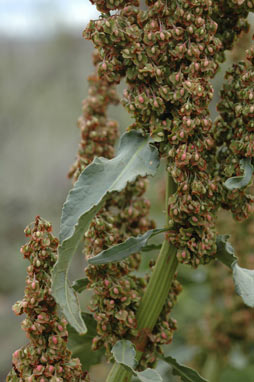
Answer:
[
  {"left": 106, "top": 363, "right": 133, "bottom": 382},
  {"left": 106, "top": 173, "right": 178, "bottom": 382},
  {"left": 136, "top": 241, "right": 177, "bottom": 330}
]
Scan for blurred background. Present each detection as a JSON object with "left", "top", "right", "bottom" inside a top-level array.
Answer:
[{"left": 0, "top": 1, "right": 254, "bottom": 381}]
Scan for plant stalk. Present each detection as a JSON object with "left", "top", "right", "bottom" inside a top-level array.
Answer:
[
  {"left": 202, "top": 354, "right": 224, "bottom": 382},
  {"left": 106, "top": 172, "right": 178, "bottom": 382}
]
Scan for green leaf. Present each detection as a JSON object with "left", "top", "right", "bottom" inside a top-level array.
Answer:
[
  {"left": 60, "top": 131, "right": 159, "bottom": 244},
  {"left": 67, "top": 313, "right": 104, "bottom": 370},
  {"left": 224, "top": 158, "right": 253, "bottom": 190},
  {"left": 216, "top": 235, "right": 254, "bottom": 308},
  {"left": 111, "top": 340, "right": 137, "bottom": 370},
  {"left": 72, "top": 278, "right": 89, "bottom": 293},
  {"left": 88, "top": 229, "right": 166, "bottom": 265},
  {"left": 163, "top": 356, "right": 208, "bottom": 382},
  {"left": 52, "top": 131, "right": 159, "bottom": 334},
  {"left": 233, "top": 263, "right": 254, "bottom": 307},
  {"left": 136, "top": 369, "right": 162, "bottom": 382},
  {"left": 216, "top": 235, "right": 238, "bottom": 268},
  {"left": 53, "top": 277, "right": 86, "bottom": 334}
]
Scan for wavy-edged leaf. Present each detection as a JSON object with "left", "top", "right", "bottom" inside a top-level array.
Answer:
[
  {"left": 52, "top": 131, "right": 159, "bottom": 333},
  {"left": 164, "top": 356, "right": 207, "bottom": 382},
  {"left": 216, "top": 235, "right": 238, "bottom": 268},
  {"left": 112, "top": 340, "right": 137, "bottom": 369},
  {"left": 136, "top": 369, "right": 162, "bottom": 382},
  {"left": 67, "top": 313, "right": 103, "bottom": 370},
  {"left": 233, "top": 263, "right": 254, "bottom": 307},
  {"left": 72, "top": 278, "right": 89, "bottom": 293},
  {"left": 88, "top": 229, "right": 166, "bottom": 265},
  {"left": 224, "top": 158, "right": 253, "bottom": 190}
]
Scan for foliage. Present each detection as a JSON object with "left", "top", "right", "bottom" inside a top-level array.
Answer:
[
  {"left": 111, "top": 340, "right": 162, "bottom": 382},
  {"left": 111, "top": 340, "right": 208, "bottom": 382},
  {"left": 88, "top": 229, "right": 166, "bottom": 265},
  {"left": 163, "top": 356, "right": 208, "bottom": 382}
]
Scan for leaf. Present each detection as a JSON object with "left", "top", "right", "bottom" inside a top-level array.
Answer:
[
  {"left": 67, "top": 313, "right": 104, "bottom": 370},
  {"left": 60, "top": 131, "right": 159, "bottom": 244},
  {"left": 88, "top": 229, "right": 166, "bottom": 265},
  {"left": 52, "top": 131, "right": 159, "bottom": 333},
  {"left": 72, "top": 278, "right": 89, "bottom": 293},
  {"left": 112, "top": 341, "right": 162, "bottom": 382},
  {"left": 216, "top": 235, "right": 238, "bottom": 268},
  {"left": 111, "top": 340, "right": 137, "bottom": 370},
  {"left": 216, "top": 235, "right": 254, "bottom": 307},
  {"left": 224, "top": 158, "right": 253, "bottom": 190},
  {"left": 163, "top": 356, "right": 208, "bottom": 382},
  {"left": 112, "top": 340, "right": 163, "bottom": 382},
  {"left": 233, "top": 263, "right": 254, "bottom": 307},
  {"left": 136, "top": 369, "right": 162, "bottom": 382},
  {"left": 53, "top": 277, "right": 86, "bottom": 334}
]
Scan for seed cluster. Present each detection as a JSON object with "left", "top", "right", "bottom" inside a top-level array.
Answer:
[
  {"left": 84, "top": 0, "right": 223, "bottom": 267},
  {"left": 212, "top": 0, "right": 254, "bottom": 62},
  {"left": 7, "top": 217, "right": 88, "bottom": 382},
  {"left": 90, "top": 0, "right": 139, "bottom": 13},
  {"left": 214, "top": 46, "right": 254, "bottom": 221},
  {"left": 68, "top": 50, "right": 119, "bottom": 182}
]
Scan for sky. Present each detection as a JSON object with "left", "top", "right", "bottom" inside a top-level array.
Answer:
[{"left": 0, "top": 0, "right": 100, "bottom": 38}]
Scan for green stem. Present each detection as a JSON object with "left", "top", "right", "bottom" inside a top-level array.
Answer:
[
  {"left": 106, "top": 173, "right": 178, "bottom": 382},
  {"left": 136, "top": 241, "right": 177, "bottom": 331},
  {"left": 202, "top": 354, "right": 224, "bottom": 382},
  {"left": 106, "top": 363, "right": 133, "bottom": 382}
]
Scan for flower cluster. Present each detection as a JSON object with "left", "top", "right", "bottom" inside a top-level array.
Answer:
[
  {"left": 68, "top": 50, "right": 119, "bottom": 182},
  {"left": 7, "top": 216, "right": 88, "bottom": 382},
  {"left": 214, "top": 46, "right": 254, "bottom": 221}
]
